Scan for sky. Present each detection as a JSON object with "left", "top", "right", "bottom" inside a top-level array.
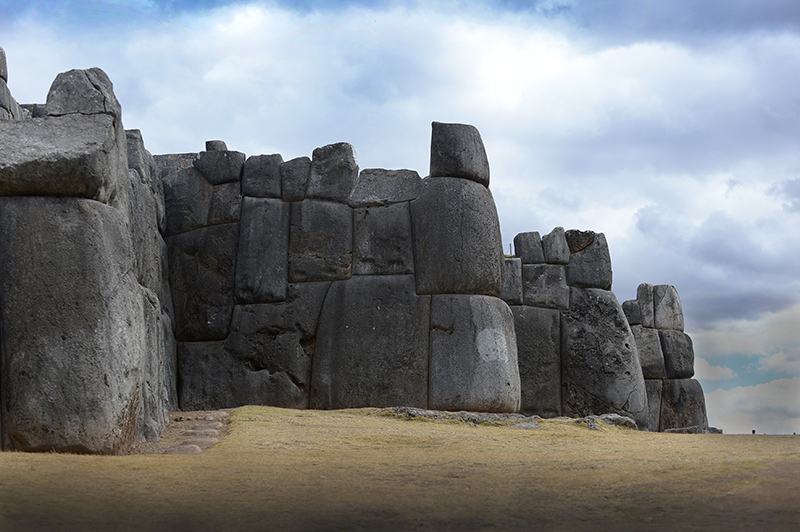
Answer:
[{"left": 2, "top": 0, "right": 799, "bottom": 434}]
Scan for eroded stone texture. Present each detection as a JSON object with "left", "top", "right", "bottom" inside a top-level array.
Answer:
[
  {"left": 194, "top": 150, "right": 246, "bottom": 185},
  {"left": 47, "top": 68, "right": 122, "bottom": 121},
  {"left": 348, "top": 168, "right": 421, "bottom": 207},
  {"left": 521, "top": 264, "right": 569, "bottom": 310},
  {"left": 167, "top": 223, "right": 239, "bottom": 342},
  {"left": 429, "top": 295, "right": 520, "bottom": 413},
  {"left": 0, "top": 197, "right": 149, "bottom": 454},
  {"left": 353, "top": 202, "right": 415, "bottom": 275},
  {"left": 162, "top": 168, "right": 212, "bottom": 236},
  {"left": 242, "top": 154, "right": 282, "bottom": 198},
  {"left": 660, "top": 379, "right": 708, "bottom": 431},
  {"left": 208, "top": 182, "right": 242, "bottom": 226},
  {"left": 306, "top": 142, "right": 359, "bottom": 203},
  {"left": 659, "top": 329, "right": 695, "bottom": 379},
  {"left": 565, "top": 231, "right": 612, "bottom": 290},
  {"left": 654, "top": 284, "right": 684, "bottom": 331},
  {"left": 561, "top": 288, "right": 648, "bottom": 427},
  {"left": 281, "top": 156, "right": 311, "bottom": 202},
  {"left": 310, "top": 275, "right": 430, "bottom": 409},
  {"left": 205, "top": 140, "right": 227, "bottom": 151},
  {"left": 622, "top": 299, "right": 642, "bottom": 325},
  {"left": 429, "top": 122, "right": 490, "bottom": 187},
  {"left": 411, "top": 177, "right": 504, "bottom": 295},
  {"left": 235, "top": 197, "right": 290, "bottom": 304},
  {"left": 542, "top": 226, "right": 570, "bottom": 265},
  {"left": 511, "top": 305, "right": 561, "bottom": 417},
  {"left": 644, "top": 379, "right": 663, "bottom": 432},
  {"left": 637, "top": 283, "right": 655, "bottom": 328},
  {"left": 631, "top": 325, "right": 667, "bottom": 379},
  {"left": 500, "top": 258, "right": 523, "bottom": 305},
  {"left": 0, "top": 46, "right": 6, "bottom": 83},
  {"left": 288, "top": 199, "right": 352, "bottom": 282},
  {"left": 514, "top": 232, "right": 545, "bottom": 264}
]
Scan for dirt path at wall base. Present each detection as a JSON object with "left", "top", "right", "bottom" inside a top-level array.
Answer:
[{"left": 1, "top": 406, "right": 798, "bottom": 531}]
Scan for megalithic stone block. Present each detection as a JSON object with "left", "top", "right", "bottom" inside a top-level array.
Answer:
[
  {"left": 637, "top": 283, "right": 655, "bottom": 328},
  {"left": 565, "top": 230, "right": 612, "bottom": 290},
  {"left": 288, "top": 199, "right": 353, "bottom": 282},
  {"left": 242, "top": 154, "right": 283, "bottom": 198},
  {"left": 542, "top": 226, "right": 570, "bottom": 264},
  {"left": 500, "top": 257, "right": 523, "bottom": 305},
  {"left": 514, "top": 232, "right": 545, "bottom": 264},
  {"left": 353, "top": 202, "right": 415, "bottom": 275},
  {"left": 511, "top": 305, "right": 561, "bottom": 417},
  {"left": 659, "top": 329, "right": 695, "bottom": 379},
  {"left": 348, "top": 168, "right": 421, "bottom": 207},
  {"left": 644, "top": 379, "right": 663, "bottom": 432},
  {"left": 654, "top": 284, "right": 684, "bottom": 331},
  {"left": 521, "top": 264, "right": 569, "bottom": 310},
  {"left": 306, "top": 142, "right": 359, "bottom": 203},
  {"left": 194, "top": 150, "right": 246, "bottom": 185},
  {"left": 429, "top": 122, "right": 490, "bottom": 187},
  {"left": 411, "top": 177, "right": 504, "bottom": 295},
  {"left": 235, "top": 197, "right": 290, "bottom": 303},
  {"left": 631, "top": 325, "right": 667, "bottom": 379},
  {"left": 46, "top": 68, "right": 122, "bottom": 124},
  {"left": 561, "top": 288, "right": 648, "bottom": 428},
  {"left": 208, "top": 182, "right": 242, "bottom": 225},
  {"left": 660, "top": 379, "right": 708, "bottom": 431},
  {"left": 281, "top": 156, "right": 311, "bottom": 202},
  {"left": 429, "top": 294, "right": 521, "bottom": 413},
  {"left": 162, "top": 167, "right": 212, "bottom": 236},
  {"left": 310, "top": 275, "right": 430, "bottom": 409},
  {"left": 622, "top": 299, "right": 642, "bottom": 325}
]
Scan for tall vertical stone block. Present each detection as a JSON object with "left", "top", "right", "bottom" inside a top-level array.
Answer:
[
  {"left": 631, "top": 325, "right": 667, "bottom": 379},
  {"left": 235, "top": 197, "right": 290, "bottom": 303},
  {"left": 660, "top": 379, "right": 708, "bottom": 431},
  {"left": 500, "top": 258, "right": 523, "bottom": 305},
  {"left": 429, "top": 122, "right": 490, "bottom": 187},
  {"left": 289, "top": 199, "right": 353, "bottom": 282},
  {"left": 565, "top": 231, "right": 612, "bottom": 290},
  {"left": 512, "top": 306, "right": 561, "bottom": 417},
  {"left": 654, "top": 284, "right": 684, "bottom": 331},
  {"left": 306, "top": 142, "right": 359, "bottom": 203}
]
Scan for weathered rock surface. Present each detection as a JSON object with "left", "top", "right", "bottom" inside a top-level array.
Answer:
[
  {"left": 429, "top": 295, "right": 520, "bottom": 413},
  {"left": 353, "top": 202, "right": 415, "bottom": 275},
  {"left": 167, "top": 223, "right": 239, "bottom": 342},
  {"left": 660, "top": 379, "right": 708, "bottom": 431},
  {"left": 193, "top": 150, "right": 246, "bottom": 185},
  {"left": 411, "top": 177, "right": 504, "bottom": 295},
  {"left": 644, "top": 379, "right": 663, "bottom": 432},
  {"left": 565, "top": 231, "right": 612, "bottom": 290},
  {"left": 500, "top": 258, "right": 523, "bottom": 305},
  {"left": 242, "top": 154, "right": 282, "bottom": 198},
  {"left": 280, "top": 156, "right": 311, "bottom": 202},
  {"left": 0, "top": 46, "right": 6, "bottom": 83},
  {"left": 631, "top": 325, "right": 667, "bottom": 379},
  {"left": 654, "top": 284, "right": 684, "bottom": 331},
  {"left": 514, "top": 232, "right": 545, "bottom": 264},
  {"left": 348, "top": 168, "right": 421, "bottom": 207},
  {"left": 561, "top": 288, "right": 648, "bottom": 427},
  {"left": 205, "top": 140, "right": 228, "bottom": 151},
  {"left": 511, "top": 305, "right": 561, "bottom": 417},
  {"left": 288, "top": 199, "right": 352, "bottom": 282},
  {"left": 208, "top": 182, "right": 241, "bottom": 225},
  {"left": 622, "top": 299, "right": 643, "bottom": 325},
  {"left": 429, "top": 122, "right": 490, "bottom": 187},
  {"left": 542, "top": 226, "right": 570, "bottom": 264},
  {"left": 235, "top": 197, "right": 290, "bottom": 303},
  {"left": 310, "top": 275, "right": 430, "bottom": 409},
  {"left": 637, "top": 283, "right": 655, "bottom": 328},
  {"left": 47, "top": 68, "right": 122, "bottom": 122},
  {"left": 521, "top": 264, "right": 569, "bottom": 310},
  {"left": 162, "top": 168, "right": 212, "bottom": 236},
  {"left": 306, "top": 142, "right": 359, "bottom": 203},
  {"left": 659, "top": 329, "right": 695, "bottom": 379}
]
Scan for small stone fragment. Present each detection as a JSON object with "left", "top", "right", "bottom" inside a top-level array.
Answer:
[{"left": 205, "top": 140, "right": 228, "bottom": 151}]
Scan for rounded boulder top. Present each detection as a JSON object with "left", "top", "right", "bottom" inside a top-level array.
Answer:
[{"left": 429, "top": 121, "right": 490, "bottom": 187}]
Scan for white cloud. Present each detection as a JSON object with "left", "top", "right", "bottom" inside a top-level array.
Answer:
[
  {"left": 705, "top": 378, "right": 800, "bottom": 434},
  {"left": 695, "top": 358, "right": 738, "bottom": 381}
]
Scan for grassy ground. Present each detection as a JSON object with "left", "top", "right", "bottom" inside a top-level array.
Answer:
[{"left": 1, "top": 406, "right": 799, "bottom": 531}]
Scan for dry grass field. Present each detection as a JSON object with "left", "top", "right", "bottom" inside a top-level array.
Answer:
[{"left": 1, "top": 406, "right": 798, "bottom": 531}]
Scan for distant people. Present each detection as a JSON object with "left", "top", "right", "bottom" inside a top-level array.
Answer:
[{"left": 752, "top": 429, "right": 756, "bottom": 434}]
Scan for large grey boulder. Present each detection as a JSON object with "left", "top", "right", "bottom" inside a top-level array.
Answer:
[
  {"left": 631, "top": 325, "right": 667, "bottom": 379},
  {"left": 0, "top": 114, "right": 119, "bottom": 202},
  {"left": 193, "top": 149, "right": 246, "bottom": 185},
  {"left": 353, "top": 202, "right": 415, "bottom": 275},
  {"left": 429, "top": 295, "right": 520, "bottom": 413},
  {"left": 500, "top": 258, "right": 523, "bottom": 305},
  {"left": 288, "top": 199, "right": 353, "bottom": 282},
  {"left": 429, "top": 122, "right": 490, "bottom": 187},
  {"left": 411, "top": 177, "right": 504, "bottom": 295},
  {"left": 514, "top": 232, "right": 545, "bottom": 264},
  {"left": 542, "top": 226, "right": 570, "bottom": 264},
  {"left": 565, "top": 231, "right": 612, "bottom": 290},
  {"left": 0, "top": 197, "right": 153, "bottom": 454},
  {"left": 349, "top": 168, "right": 421, "bottom": 207},
  {"left": 521, "top": 264, "right": 569, "bottom": 310},
  {"left": 644, "top": 379, "right": 663, "bottom": 432},
  {"left": 637, "top": 283, "right": 655, "bottom": 328},
  {"left": 242, "top": 154, "right": 282, "bottom": 198},
  {"left": 208, "top": 182, "right": 241, "bottom": 225},
  {"left": 511, "top": 305, "right": 561, "bottom": 417},
  {"left": 561, "top": 288, "right": 648, "bottom": 427},
  {"left": 660, "top": 379, "right": 708, "bottom": 431},
  {"left": 306, "top": 142, "right": 359, "bottom": 203},
  {"left": 162, "top": 167, "right": 212, "bottom": 236},
  {"left": 659, "top": 329, "right": 695, "bottom": 379},
  {"left": 280, "top": 156, "right": 311, "bottom": 202},
  {"left": 167, "top": 223, "right": 239, "bottom": 341},
  {"left": 235, "top": 197, "right": 290, "bottom": 303},
  {"left": 653, "top": 284, "right": 684, "bottom": 331},
  {"left": 310, "top": 275, "right": 430, "bottom": 409},
  {"left": 47, "top": 68, "right": 122, "bottom": 122}
]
